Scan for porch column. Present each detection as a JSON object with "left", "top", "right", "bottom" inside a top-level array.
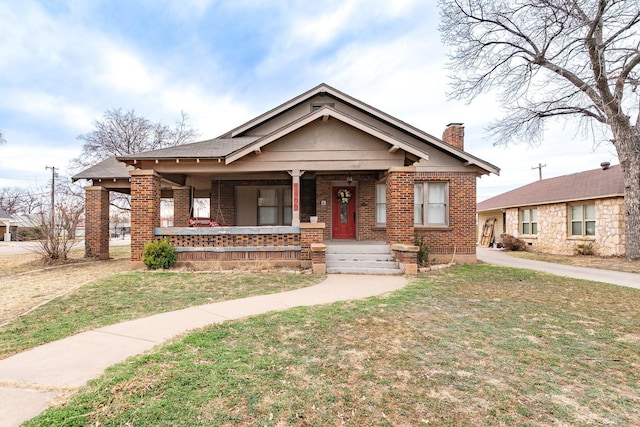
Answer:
[
  {"left": 289, "top": 169, "right": 304, "bottom": 226},
  {"left": 85, "top": 186, "right": 110, "bottom": 260},
  {"left": 386, "top": 166, "right": 415, "bottom": 245},
  {"left": 173, "top": 186, "right": 191, "bottom": 227},
  {"left": 130, "top": 170, "right": 161, "bottom": 261}
]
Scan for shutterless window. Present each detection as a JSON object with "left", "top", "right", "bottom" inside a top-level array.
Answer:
[
  {"left": 570, "top": 203, "right": 595, "bottom": 236},
  {"left": 258, "top": 189, "right": 278, "bottom": 225},
  {"left": 521, "top": 208, "right": 538, "bottom": 235},
  {"left": 376, "top": 182, "right": 386, "bottom": 224},
  {"left": 415, "top": 182, "right": 448, "bottom": 226}
]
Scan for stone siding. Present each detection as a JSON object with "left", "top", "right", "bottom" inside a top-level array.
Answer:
[{"left": 502, "top": 197, "right": 625, "bottom": 256}]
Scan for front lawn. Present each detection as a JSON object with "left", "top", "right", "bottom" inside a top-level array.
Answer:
[
  {"left": 0, "top": 272, "right": 322, "bottom": 360},
  {"left": 27, "top": 265, "right": 640, "bottom": 426}
]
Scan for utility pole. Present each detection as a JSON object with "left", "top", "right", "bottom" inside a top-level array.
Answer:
[
  {"left": 532, "top": 163, "right": 547, "bottom": 181},
  {"left": 45, "top": 166, "right": 56, "bottom": 230}
]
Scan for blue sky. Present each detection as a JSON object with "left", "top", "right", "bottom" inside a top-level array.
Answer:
[{"left": 0, "top": 0, "right": 618, "bottom": 201}]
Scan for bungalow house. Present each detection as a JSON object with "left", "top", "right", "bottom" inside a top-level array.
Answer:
[
  {"left": 0, "top": 207, "right": 15, "bottom": 242},
  {"left": 477, "top": 163, "right": 625, "bottom": 256},
  {"left": 73, "top": 83, "right": 499, "bottom": 273}
]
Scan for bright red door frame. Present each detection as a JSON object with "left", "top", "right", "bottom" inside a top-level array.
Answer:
[{"left": 332, "top": 186, "right": 356, "bottom": 239}]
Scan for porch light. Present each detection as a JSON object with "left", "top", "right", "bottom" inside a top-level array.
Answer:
[{"left": 346, "top": 176, "right": 353, "bottom": 183}]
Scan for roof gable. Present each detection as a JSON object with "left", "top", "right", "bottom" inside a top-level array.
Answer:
[{"left": 478, "top": 164, "right": 624, "bottom": 211}]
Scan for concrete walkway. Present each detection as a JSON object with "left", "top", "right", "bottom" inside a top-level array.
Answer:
[
  {"left": 0, "top": 274, "right": 406, "bottom": 426},
  {"left": 477, "top": 247, "right": 640, "bottom": 289}
]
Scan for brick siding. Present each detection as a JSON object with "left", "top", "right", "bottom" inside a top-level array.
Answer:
[
  {"left": 84, "top": 186, "right": 110, "bottom": 259},
  {"left": 414, "top": 171, "right": 477, "bottom": 259},
  {"left": 130, "top": 171, "right": 161, "bottom": 261}
]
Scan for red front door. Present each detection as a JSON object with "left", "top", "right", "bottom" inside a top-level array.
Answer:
[{"left": 332, "top": 186, "right": 356, "bottom": 239}]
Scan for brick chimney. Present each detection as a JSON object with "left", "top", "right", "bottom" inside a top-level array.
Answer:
[{"left": 442, "top": 123, "right": 464, "bottom": 150}]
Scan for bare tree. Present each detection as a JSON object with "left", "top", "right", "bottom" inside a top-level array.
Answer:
[
  {"left": 0, "top": 129, "right": 5, "bottom": 145},
  {"left": 439, "top": 0, "right": 640, "bottom": 260},
  {"left": 33, "top": 202, "right": 82, "bottom": 264},
  {"left": 0, "top": 187, "right": 44, "bottom": 216},
  {"left": 73, "top": 109, "right": 198, "bottom": 170}
]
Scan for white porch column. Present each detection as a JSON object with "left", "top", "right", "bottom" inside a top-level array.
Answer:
[
  {"left": 2, "top": 220, "right": 11, "bottom": 242},
  {"left": 289, "top": 170, "right": 304, "bottom": 226}
]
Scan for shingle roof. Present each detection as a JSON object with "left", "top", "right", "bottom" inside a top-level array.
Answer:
[
  {"left": 477, "top": 164, "right": 624, "bottom": 211},
  {"left": 116, "top": 137, "right": 259, "bottom": 160},
  {"left": 72, "top": 156, "right": 133, "bottom": 181}
]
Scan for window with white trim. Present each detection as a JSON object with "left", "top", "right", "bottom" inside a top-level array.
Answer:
[
  {"left": 570, "top": 203, "right": 595, "bottom": 236},
  {"left": 414, "top": 182, "right": 449, "bottom": 226},
  {"left": 376, "top": 182, "right": 386, "bottom": 224},
  {"left": 520, "top": 208, "right": 538, "bottom": 235}
]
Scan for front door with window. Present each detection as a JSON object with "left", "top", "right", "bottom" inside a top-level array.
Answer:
[{"left": 332, "top": 186, "right": 356, "bottom": 239}]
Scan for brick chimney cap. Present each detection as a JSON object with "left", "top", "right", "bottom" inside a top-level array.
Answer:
[{"left": 446, "top": 122, "right": 464, "bottom": 127}]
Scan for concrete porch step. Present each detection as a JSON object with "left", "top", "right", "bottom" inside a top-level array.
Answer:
[
  {"left": 326, "top": 267, "right": 402, "bottom": 275},
  {"left": 324, "top": 242, "right": 402, "bottom": 275}
]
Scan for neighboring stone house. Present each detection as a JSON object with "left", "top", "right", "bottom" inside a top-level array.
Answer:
[
  {"left": 0, "top": 207, "right": 16, "bottom": 242},
  {"left": 73, "top": 83, "right": 499, "bottom": 273},
  {"left": 477, "top": 163, "right": 625, "bottom": 256}
]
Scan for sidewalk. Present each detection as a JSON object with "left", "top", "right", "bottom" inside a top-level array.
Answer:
[
  {"left": 477, "top": 247, "right": 640, "bottom": 289},
  {"left": 0, "top": 274, "right": 406, "bottom": 426}
]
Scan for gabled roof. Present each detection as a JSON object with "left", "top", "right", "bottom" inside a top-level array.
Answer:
[
  {"left": 225, "top": 105, "right": 431, "bottom": 164},
  {"left": 221, "top": 83, "right": 498, "bottom": 173},
  {"left": 74, "top": 83, "right": 500, "bottom": 179},
  {"left": 477, "top": 164, "right": 624, "bottom": 211}
]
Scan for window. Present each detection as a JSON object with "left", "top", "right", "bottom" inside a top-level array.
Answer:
[
  {"left": 376, "top": 182, "right": 386, "bottom": 224},
  {"left": 570, "top": 203, "right": 595, "bottom": 236},
  {"left": 520, "top": 208, "right": 538, "bottom": 235},
  {"left": 414, "top": 182, "right": 448, "bottom": 226},
  {"left": 258, "top": 189, "right": 278, "bottom": 225}
]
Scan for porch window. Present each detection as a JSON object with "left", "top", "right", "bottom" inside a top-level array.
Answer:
[
  {"left": 415, "top": 182, "right": 448, "bottom": 226},
  {"left": 258, "top": 189, "right": 278, "bottom": 225},
  {"left": 570, "top": 203, "right": 595, "bottom": 236},
  {"left": 376, "top": 182, "right": 386, "bottom": 224},
  {"left": 520, "top": 208, "right": 537, "bottom": 235},
  {"left": 237, "top": 185, "right": 292, "bottom": 226}
]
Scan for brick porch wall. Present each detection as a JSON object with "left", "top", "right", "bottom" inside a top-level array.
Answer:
[
  {"left": 173, "top": 186, "right": 191, "bottom": 227},
  {"left": 84, "top": 186, "right": 110, "bottom": 260},
  {"left": 414, "top": 171, "right": 477, "bottom": 262},
  {"left": 130, "top": 170, "right": 161, "bottom": 261}
]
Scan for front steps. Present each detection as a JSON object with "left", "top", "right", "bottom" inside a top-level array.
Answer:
[{"left": 325, "top": 242, "right": 403, "bottom": 275}]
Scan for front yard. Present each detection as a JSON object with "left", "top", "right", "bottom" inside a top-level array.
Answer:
[{"left": 25, "top": 265, "right": 640, "bottom": 426}]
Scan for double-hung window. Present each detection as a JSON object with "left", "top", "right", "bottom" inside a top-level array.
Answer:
[
  {"left": 520, "top": 208, "right": 538, "bottom": 235},
  {"left": 570, "top": 203, "right": 595, "bottom": 236},
  {"left": 375, "top": 182, "right": 386, "bottom": 224},
  {"left": 414, "top": 182, "right": 449, "bottom": 226}
]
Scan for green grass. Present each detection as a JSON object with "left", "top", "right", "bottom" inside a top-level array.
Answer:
[
  {"left": 0, "top": 272, "right": 321, "bottom": 359},
  {"left": 26, "top": 265, "right": 640, "bottom": 426}
]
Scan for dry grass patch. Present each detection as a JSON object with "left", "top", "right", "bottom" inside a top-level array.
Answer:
[
  {"left": 508, "top": 250, "right": 640, "bottom": 274},
  {"left": 28, "top": 265, "right": 640, "bottom": 426}
]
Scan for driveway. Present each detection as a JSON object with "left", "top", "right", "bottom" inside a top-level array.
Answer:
[
  {"left": 477, "top": 247, "right": 640, "bottom": 290},
  {"left": 0, "top": 237, "right": 130, "bottom": 256}
]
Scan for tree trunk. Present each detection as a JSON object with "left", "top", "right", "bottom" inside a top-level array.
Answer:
[{"left": 614, "top": 125, "right": 640, "bottom": 261}]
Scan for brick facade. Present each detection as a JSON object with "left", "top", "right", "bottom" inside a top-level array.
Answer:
[
  {"left": 173, "top": 186, "right": 191, "bottom": 227},
  {"left": 84, "top": 186, "right": 110, "bottom": 260},
  {"left": 414, "top": 171, "right": 477, "bottom": 263},
  {"left": 130, "top": 170, "right": 161, "bottom": 261},
  {"left": 386, "top": 167, "right": 415, "bottom": 245}
]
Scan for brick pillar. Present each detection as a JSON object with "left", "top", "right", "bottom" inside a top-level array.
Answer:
[
  {"left": 130, "top": 170, "right": 161, "bottom": 261},
  {"left": 173, "top": 186, "right": 191, "bottom": 227},
  {"left": 386, "top": 167, "right": 415, "bottom": 245},
  {"left": 85, "top": 186, "right": 110, "bottom": 260}
]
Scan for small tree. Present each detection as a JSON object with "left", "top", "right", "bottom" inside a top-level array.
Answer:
[{"left": 33, "top": 203, "right": 81, "bottom": 264}]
